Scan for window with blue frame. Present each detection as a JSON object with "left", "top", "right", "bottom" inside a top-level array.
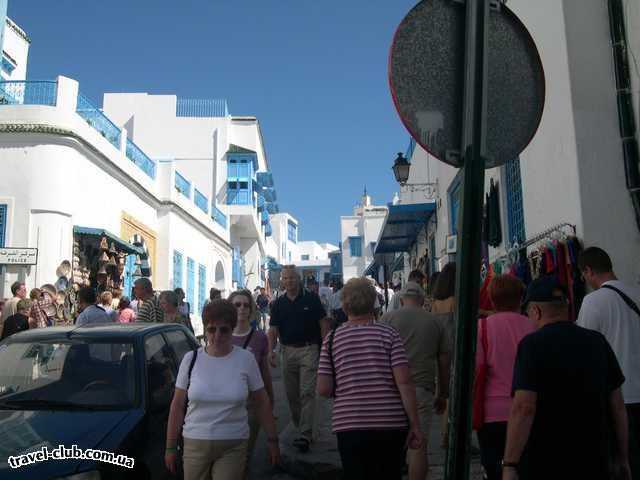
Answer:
[
  {"left": 504, "top": 157, "right": 526, "bottom": 245},
  {"left": 198, "top": 264, "right": 206, "bottom": 315},
  {"left": 173, "top": 251, "right": 183, "bottom": 289},
  {"left": 448, "top": 173, "right": 462, "bottom": 235},
  {"left": 287, "top": 221, "right": 297, "bottom": 243},
  {"left": 0, "top": 204, "right": 6, "bottom": 247},
  {"left": 187, "top": 258, "right": 195, "bottom": 308},
  {"left": 349, "top": 237, "right": 362, "bottom": 257},
  {"left": 227, "top": 157, "right": 253, "bottom": 205},
  {"left": 1, "top": 56, "right": 15, "bottom": 74},
  {"left": 301, "top": 255, "right": 310, "bottom": 261}
]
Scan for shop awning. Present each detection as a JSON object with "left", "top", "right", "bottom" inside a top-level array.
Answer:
[
  {"left": 375, "top": 202, "right": 436, "bottom": 254},
  {"left": 73, "top": 226, "right": 145, "bottom": 256}
]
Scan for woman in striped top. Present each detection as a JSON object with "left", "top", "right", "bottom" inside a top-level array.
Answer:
[{"left": 317, "top": 277, "right": 423, "bottom": 480}]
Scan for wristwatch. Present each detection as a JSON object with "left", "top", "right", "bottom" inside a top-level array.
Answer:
[{"left": 501, "top": 460, "right": 519, "bottom": 469}]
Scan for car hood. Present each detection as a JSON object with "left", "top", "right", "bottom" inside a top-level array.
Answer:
[{"left": 0, "top": 409, "right": 132, "bottom": 479}]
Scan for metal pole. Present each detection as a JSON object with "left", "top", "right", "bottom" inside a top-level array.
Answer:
[{"left": 445, "top": 0, "right": 489, "bottom": 478}]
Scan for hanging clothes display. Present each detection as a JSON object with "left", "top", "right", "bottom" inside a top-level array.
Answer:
[{"left": 489, "top": 224, "right": 585, "bottom": 321}]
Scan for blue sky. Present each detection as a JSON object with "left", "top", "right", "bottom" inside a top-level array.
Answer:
[{"left": 10, "top": 1, "right": 416, "bottom": 244}]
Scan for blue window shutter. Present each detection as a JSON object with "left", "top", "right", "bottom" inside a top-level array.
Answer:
[
  {"left": 173, "top": 251, "right": 183, "bottom": 289},
  {"left": 505, "top": 157, "right": 526, "bottom": 245},
  {"left": 349, "top": 237, "right": 362, "bottom": 257},
  {"left": 187, "top": 258, "right": 195, "bottom": 308},
  {"left": 0, "top": 205, "right": 6, "bottom": 248},
  {"left": 198, "top": 264, "right": 206, "bottom": 315}
]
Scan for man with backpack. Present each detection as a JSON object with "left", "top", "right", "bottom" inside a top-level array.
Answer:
[{"left": 578, "top": 247, "right": 640, "bottom": 479}]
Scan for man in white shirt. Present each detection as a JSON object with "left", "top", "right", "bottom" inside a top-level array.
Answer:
[
  {"left": 0, "top": 281, "right": 27, "bottom": 336},
  {"left": 577, "top": 246, "right": 640, "bottom": 479}
]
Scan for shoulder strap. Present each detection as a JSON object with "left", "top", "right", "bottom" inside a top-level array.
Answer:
[
  {"left": 328, "top": 327, "right": 338, "bottom": 395},
  {"left": 183, "top": 349, "right": 198, "bottom": 421},
  {"left": 601, "top": 285, "right": 640, "bottom": 318},
  {"left": 242, "top": 328, "right": 256, "bottom": 349}
]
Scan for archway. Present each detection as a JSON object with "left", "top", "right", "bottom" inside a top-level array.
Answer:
[{"left": 214, "top": 261, "right": 225, "bottom": 295}]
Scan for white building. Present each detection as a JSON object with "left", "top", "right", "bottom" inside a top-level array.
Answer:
[
  {"left": 340, "top": 191, "right": 388, "bottom": 282},
  {"left": 0, "top": 76, "right": 234, "bottom": 336},
  {"left": 378, "top": 0, "right": 640, "bottom": 286},
  {"left": 270, "top": 213, "right": 299, "bottom": 266},
  {"left": 102, "top": 93, "right": 280, "bottom": 293},
  {"left": 1, "top": 18, "right": 29, "bottom": 82},
  {"left": 296, "top": 241, "right": 339, "bottom": 285}
]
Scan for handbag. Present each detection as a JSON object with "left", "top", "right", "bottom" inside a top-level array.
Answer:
[
  {"left": 177, "top": 349, "right": 198, "bottom": 475},
  {"left": 472, "top": 317, "right": 488, "bottom": 431}
]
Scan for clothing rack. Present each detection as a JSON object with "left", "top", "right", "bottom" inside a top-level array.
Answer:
[{"left": 490, "top": 223, "right": 577, "bottom": 266}]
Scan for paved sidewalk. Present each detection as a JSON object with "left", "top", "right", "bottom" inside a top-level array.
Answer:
[{"left": 250, "top": 365, "right": 484, "bottom": 479}]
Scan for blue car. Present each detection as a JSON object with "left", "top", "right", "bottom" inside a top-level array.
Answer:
[{"left": 0, "top": 323, "right": 198, "bottom": 480}]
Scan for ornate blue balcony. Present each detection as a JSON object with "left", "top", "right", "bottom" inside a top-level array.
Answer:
[
  {"left": 0, "top": 80, "right": 57, "bottom": 106},
  {"left": 194, "top": 189, "right": 209, "bottom": 214},
  {"left": 125, "top": 138, "right": 157, "bottom": 179},
  {"left": 175, "top": 171, "right": 192, "bottom": 198},
  {"left": 76, "top": 92, "right": 122, "bottom": 149},
  {"left": 212, "top": 205, "right": 228, "bottom": 229}
]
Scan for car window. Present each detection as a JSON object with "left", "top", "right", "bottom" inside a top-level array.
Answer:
[
  {"left": 164, "top": 330, "right": 195, "bottom": 366},
  {"left": 0, "top": 341, "right": 136, "bottom": 409},
  {"left": 144, "top": 334, "right": 176, "bottom": 410}
]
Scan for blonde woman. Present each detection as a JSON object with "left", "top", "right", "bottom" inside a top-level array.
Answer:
[{"left": 228, "top": 289, "right": 274, "bottom": 476}]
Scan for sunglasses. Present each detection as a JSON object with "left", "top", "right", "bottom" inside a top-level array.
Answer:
[
  {"left": 206, "top": 325, "right": 232, "bottom": 335},
  {"left": 233, "top": 302, "right": 251, "bottom": 309}
]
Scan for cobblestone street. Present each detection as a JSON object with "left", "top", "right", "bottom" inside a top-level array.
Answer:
[{"left": 250, "top": 365, "right": 484, "bottom": 480}]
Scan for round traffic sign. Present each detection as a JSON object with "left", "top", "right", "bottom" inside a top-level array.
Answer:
[{"left": 389, "top": 0, "right": 545, "bottom": 168}]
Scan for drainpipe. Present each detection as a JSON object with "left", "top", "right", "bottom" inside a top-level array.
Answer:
[{"left": 608, "top": 0, "right": 640, "bottom": 229}]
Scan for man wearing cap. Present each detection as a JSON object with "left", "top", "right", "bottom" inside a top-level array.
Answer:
[
  {"left": 381, "top": 281, "right": 450, "bottom": 480},
  {"left": 502, "top": 276, "right": 630, "bottom": 480}
]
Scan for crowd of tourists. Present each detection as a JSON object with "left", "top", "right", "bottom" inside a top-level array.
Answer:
[{"left": 2, "top": 245, "right": 639, "bottom": 480}]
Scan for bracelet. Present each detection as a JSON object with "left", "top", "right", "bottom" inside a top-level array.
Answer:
[
  {"left": 166, "top": 447, "right": 178, "bottom": 453},
  {"left": 501, "top": 460, "right": 519, "bottom": 469}
]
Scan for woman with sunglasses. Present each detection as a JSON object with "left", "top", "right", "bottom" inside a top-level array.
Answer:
[
  {"left": 228, "top": 290, "right": 274, "bottom": 476},
  {"left": 165, "top": 300, "right": 280, "bottom": 480}
]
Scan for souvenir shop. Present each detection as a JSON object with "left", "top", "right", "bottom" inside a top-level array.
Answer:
[{"left": 480, "top": 223, "right": 586, "bottom": 320}]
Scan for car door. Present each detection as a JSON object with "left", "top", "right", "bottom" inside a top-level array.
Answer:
[{"left": 143, "top": 333, "right": 178, "bottom": 480}]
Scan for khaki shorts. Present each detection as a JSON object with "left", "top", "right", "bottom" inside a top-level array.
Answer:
[
  {"left": 407, "top": 387, "right": 434, "bottom": 463},
  {"left": 183, "top": 437, "right": 248, "bottom": 480}
]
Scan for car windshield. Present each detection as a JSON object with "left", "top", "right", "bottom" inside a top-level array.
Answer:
[{"left": 0, "top": 340, "right": 136, "bottom": 410}]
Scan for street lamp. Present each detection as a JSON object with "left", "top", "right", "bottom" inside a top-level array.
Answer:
[
  {"left": 392, "top": 152, "right": 411, "bottom": 185},
  {"left": 391, "top": 152, "right": 438, "bottom": 200}
]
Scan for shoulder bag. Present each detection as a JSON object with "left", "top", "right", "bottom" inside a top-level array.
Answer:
[
  {"left": 601, "top": 285, "right": 640, "bottom": 318},
  {"left": 327, "top": 327, "right": 338, "bottom": 398},
  {"left": 472, "top": 317, "right": 488, "bottom": 431}
]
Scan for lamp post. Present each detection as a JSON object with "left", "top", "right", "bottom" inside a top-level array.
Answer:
[{"left": 392, "top": 152, "right": 438, "bottom": 200}]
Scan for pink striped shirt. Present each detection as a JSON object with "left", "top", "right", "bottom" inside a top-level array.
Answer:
[{"left": 318, "top": 322, "right": 409, "bottom": 433}]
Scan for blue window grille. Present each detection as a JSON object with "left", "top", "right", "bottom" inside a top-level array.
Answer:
[
  {"left": 227, "top": 157, "right": 253, "bottom": 205},
  {"left": 76, "top": 92, "right": 121, "bottom": 149},
  {"left": 212, "top": 205, "right": 227, "bottom": 229},
  {"left": 448, "top": 173, "right": 462, "bottom": 235},
  {"left": 187, "top": 258, "right": 195, "bottom": 308},
  {"left": 176, "top": 98, "right": 228, "bottom": 117},
  {"left": 175, "top": 171, "right": 192, "bottom": 199},
  {"left": 0, "top": 204, "right": 7, "bottom": 247},
  {"left": 232, "top": 248, "right": 245, "bottom": 288},
  {"left": 1, "top": 56, "right": 15, "bottom": 74},
  {"left": 287, "top": 221, "right": 297, "bottom": 243},
  {"left": 349, "top": 237, "right": 362, "bottom": 257},
  {"left": 198, "top": 264, "right": 206, "bottom": 315},
  {"left": 124, "top": 138, "right": 156, "bottom": 179},
  {"left": 0, "top": 80, "right": 57, "bottom": 106},
  {"left": 173, "top": 251, "right": 183, "bottom": 290},
  {"left": 194, "top": 189, "right": 208, "bottom": 213},
  {"left": 504, "top": 157, "right": 526, "bottom": 245}
]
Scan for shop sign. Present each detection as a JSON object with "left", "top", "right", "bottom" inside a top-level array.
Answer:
[{"left": 0, "top": 248, "right": 38, "bottom": 265}]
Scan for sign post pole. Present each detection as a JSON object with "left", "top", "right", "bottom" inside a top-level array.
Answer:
[{"left": 445, "top": 0, "right": 489, "bottom": 479}]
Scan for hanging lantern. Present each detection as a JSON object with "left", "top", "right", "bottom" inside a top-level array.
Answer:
[
  {"left": 117, "top": 263, "right": 125, "bottom": 275},
  {"left": 133, "top": 265, "right": 142, "bottom": 277},
  {"left": 135, "top": 255, "right": 142, "bottom": 266},
  {"left": 109, "top": 242, "right": 117, "bottom": 255},
  {"left": 99, "top": 237, "right": 109, "bottom": 251},
  {"left": 97, "top": 264, "right": 107, "bottom": 275},
  {"left": 100, "top": 251, "right": 109, "bottom": 263},
  {"left": 107, "top": 255, "right": 117, "bottom": 267}
]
